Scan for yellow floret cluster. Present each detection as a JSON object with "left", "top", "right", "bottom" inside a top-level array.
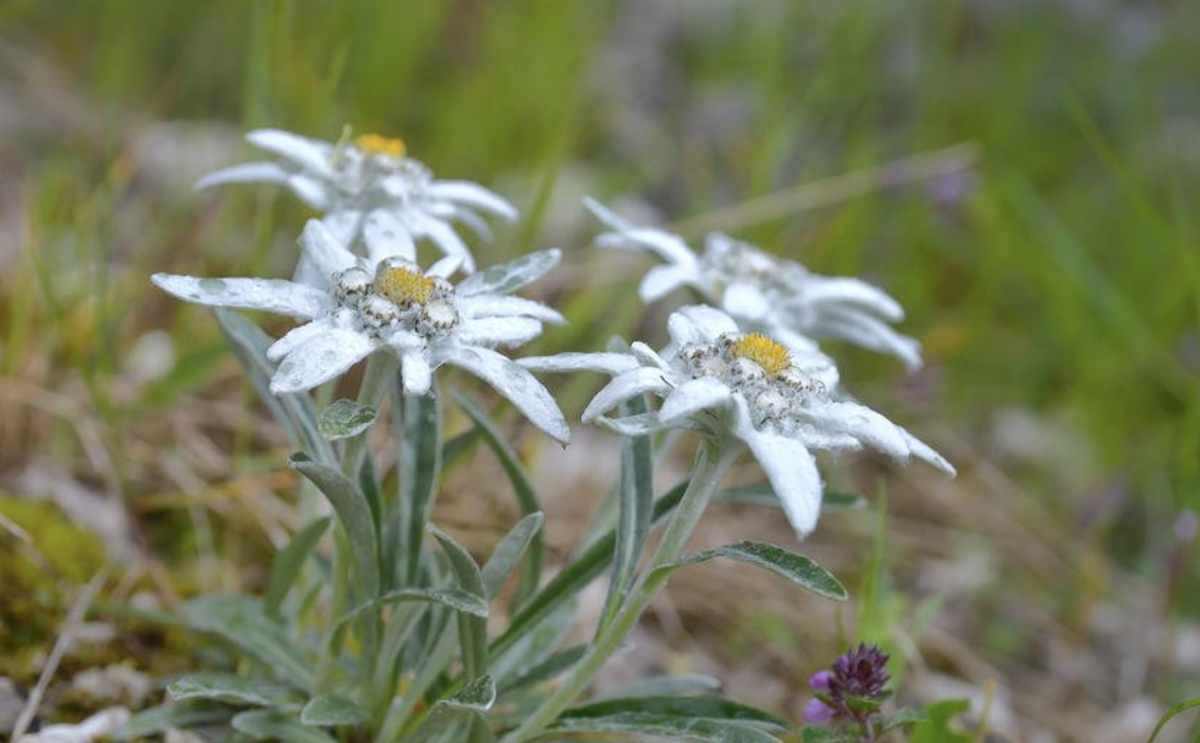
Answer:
[
  {"left": 375, "top": 266, "right": 434, "bottom": 305},
  {"left": 731, "top": 333, "right": 792, "bottom": 377},
  {"left": 354, "top": 133, "right": 407, "bottom": 159}
]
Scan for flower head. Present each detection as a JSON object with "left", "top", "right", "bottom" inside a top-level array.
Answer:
[
  {"left": 520, "top": 306, "right": 953, "bottom": 537},
  {"left": 586, "top": 198, "right": 923, "bottom": 369},
  {"left": 197, "top": 129, "right": 518, "bottom": 273},
  {"left": 152, "top": 220, "right": 569, "bottom": 443},
  {"left": 804, "top": 644, "right": 891, "bottom": 725}
]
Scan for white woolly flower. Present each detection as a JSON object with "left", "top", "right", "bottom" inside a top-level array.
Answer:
[
  {"left": 152, "top": 220, "right": 569, "bottom": 443},
  {"left": 520, "top": 305, "right": 953, "bottom": 537},
  {"left": 586, "top": 198, "right": 924, "bottom": 370},
  {"left": 197, "top": 129, "right": 517, "bottom": 274}
]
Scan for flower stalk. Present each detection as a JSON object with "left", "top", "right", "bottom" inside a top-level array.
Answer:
[{"left": 502, "top": 437, "right": 744, "bottom": 743}]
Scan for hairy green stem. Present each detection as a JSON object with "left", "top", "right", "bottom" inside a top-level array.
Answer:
[{"left": 501, "top": 438, "right": 742, "bottom": 743}]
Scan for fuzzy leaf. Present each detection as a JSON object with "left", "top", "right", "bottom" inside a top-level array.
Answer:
[
  {"left": 550, "top": 713, "right": 782, "bottom": 743},
  {"left": 718, "top": 483, "right": 865, "bottom": 511},
  {"left": 317, "top": 398, "right": 377, "bottom": 441},
  {"left": 289, "top": 452, "right": 379, "bottom": 597},
  {"left": 430, "top": 525, "right": 490, "bottom": 679},
  {"left": 266, "top": 517, "right": 330, "bottom": 616},
  {"left": 168, "top": 673, "right": 299, "bottom": 708},
  {"left": 300, "top": 694, "right": 367, "bottom": 727},
  {"left": 658, "top": 541, "right": 846, "bottom": 601},
  {"left": 112, "top": 700, "right": 232, "bottom": 741},
  {"left": 453, "top": 392, "right": 543, "bottom": 604},
  {"left": 232, "top": 709, "right": 339, "bottom": 743},
  {"left": 182, "top": 596, "right": 313, "bottom": 690},
  {"left": 481, "top": 512, "right": 545, "bottom": 598},
  {"left": 565, "top": 696, "right": 788, "bottom": 730}
]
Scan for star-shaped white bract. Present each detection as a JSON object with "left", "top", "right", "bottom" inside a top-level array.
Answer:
[
  {"left": 520, "top": 305, "right": 953, "bottom": 537},
  {"left": 585, "top": 198, "right": 924, "bottom": 370},
  {"left": 197, "top": 129, "right": 518, "bottom": 274},
  {"left": 152, "top": 220, "right": 569, "bottom": 443}
]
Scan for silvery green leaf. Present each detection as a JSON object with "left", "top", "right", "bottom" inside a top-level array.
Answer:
[
  {"left": 496, "top": 644, "right": 585, "bottom": 695},
  {"left": 111, "top": 701, "right": 232, "bottom": 741},
  {"left": 597, "top": 393, "right": 653, "bottom": 634},
  {"left": 300, "top": 694, "right": 367, "bottom": 727},
  {"left": 181, "top": 596, "right": 314, "bottom": 690},
  {"left": 481, "top": 512, "right": 545, "bottom": 598},
  {"left": 457, "top": 248, "right": 561, "bottom": 297},
  {"left": 716, "top": 484, "right": 865, "bottom": 511},
  {"left": 167, "top": 673, "right": 299, "bottom": 708},
  {"left": 317, "top": 399, "right": 377, "bottom": 441},
  {"left": 232, "top": 709, "right": 338, "bottom": 743},
  {"left": 394, "top": 388, "right": 443, "bottom": 587},
  {"left": 658, "top": 541, "right": 846, "bottom": 602},
  {"left": 406, "top": 676, "right": 497, "bottom": 743},
  {"left": 454, "top": 391, "right": 544, "bottom": 603},
  {"left": 265, "top": 517, "right": 330, "bottom": 617},
  {"left": 594, "top": 673, "right": 722, "bottom": 700},
  {"left": 489, "top": 480, "right": 688, "bottom": 660},
  {"left": 565, "top": 696, "right": 788, "bottom": 731},
  {"left": 430, "top": 525, "right": 490, "bottom": 678},
  {"left": 449, "top": 674, "right": 498, "bottom": 712},
  {"left": 549, "top": 713, "right": 780, "bottom": 743},
  {"left": 289, "top": 453, "right": 379, "bottom": 597}
]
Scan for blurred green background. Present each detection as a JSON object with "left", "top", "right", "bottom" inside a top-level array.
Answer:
[{"left": 1, "top": 0, "right": 1198, "bottom": 739}]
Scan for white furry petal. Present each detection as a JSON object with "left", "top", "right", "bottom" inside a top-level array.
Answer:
[
  {"left": 581, "top": 367, "right": 672, "bottom": 423},
  {"left": 441, "top": 345, "right": 570, "bottom": 444},
  {"left": 151, "top": 274, "right": 331, "bottom": 319}
]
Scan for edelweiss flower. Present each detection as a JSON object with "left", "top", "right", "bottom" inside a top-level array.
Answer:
[
  {"left": 198, "top": 129, "right": 517, "bottom": 273},
  {"left": 521, "top": 306, "right": 952, "bottom": 536},
  {"left": 586, "top": 198, "right": 923, "bottom": 370},
  {"left": 152, "top": 220, "right": 569, "bottom": 443}
]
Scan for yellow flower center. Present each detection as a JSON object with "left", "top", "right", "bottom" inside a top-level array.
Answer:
[
  {"left": 354, "top": 134, "right": 406, "bottom": 159},
  {"left": 375, "top": 267, "right": 434, "bottom": 305},
  {"left": 731, "top": 333, "right": 791, "bottom": 377}
]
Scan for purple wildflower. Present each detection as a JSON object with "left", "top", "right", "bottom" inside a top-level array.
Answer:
[{"left": 804, "top": 643, "right": 891, "bottom": 727}]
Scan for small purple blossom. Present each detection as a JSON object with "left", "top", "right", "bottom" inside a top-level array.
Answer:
[
  {"left": 803, "top": 698, "right": 835, "bottom": 724},
  {"left": 803, "top": 643, "right": 891, "bottom": 728}
]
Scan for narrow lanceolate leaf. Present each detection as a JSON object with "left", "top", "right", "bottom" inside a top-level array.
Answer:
[
  {"left": 407, "top": 676, "right": 497, "bottom": 743},
  {"left": 317, "top": 398, "right": 377, "bottom": 441},
  {"left": 181, "top": 596, "right": 313, "bottom": 690},
  {"left": 489, "top": 480, "right": 689, "bottom": 660},
  {"left": 594, "top": 673, "right": 722, "bottom": 700},
  {"left": 300, "top": 694, "right": 367, "bottom": 727},
  {"left": 453, "top": 392, "right": 543, "bottom": 604},
  {"left": 481, "top": 512, "right": 545, "bottom": 598},
  {"left": 331, "top": 587, "right": 488, "bottom": 636},
  {"left": 289, "top": 452, "right": 379, "bottom": 597},
  {"left": 397, "top": 389, "right": 442, "bottom": 586},
  {"left": 112, "top": 701, "right": 232, "bottom": 741},
  {"left": 548, "top": 714, "right": 782, "bottom": 743},
  {"left": 266, "top": 517, "right": 330, "bottom": 617},
  {"left": 167, "top": 673, "right": 299, "bottom": 708},
  {"left": 215, "top": 309, "right": 327, "bottom": 460},
  {"left": 457, "top": 248, "right": 561, "bottom": 297},
  {"left": 598, "top": 393, "right": 654, "bottom": 634},
  {"left": 657, "top": 541, "right": 846, "bottom": 602},
  {"left": 717, "top": 483, "right": 865, "bottom": 511},
  {"left": 497, "top": 644, "right": 586, "bottom": 694},
  {"left": 232, "top": 709, "right": 339, "bottom": 743},
  {"left": 430, "top": 525, "right": 490, "bottom": 679},
  {"left": 565, "top": 696, "right": 788, "bottom": 731}
]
